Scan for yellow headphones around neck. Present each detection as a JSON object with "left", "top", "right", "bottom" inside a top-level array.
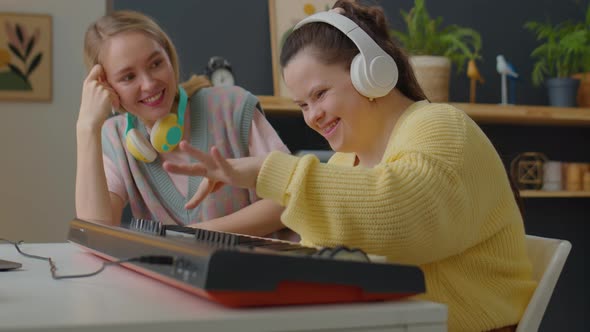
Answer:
[{"left": 125, "top": 86, "right": 188, "bottom": 163}]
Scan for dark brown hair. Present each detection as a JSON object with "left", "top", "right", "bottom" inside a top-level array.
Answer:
[{"left": 280, "top": 0, "right": 426, "bottom": 101}]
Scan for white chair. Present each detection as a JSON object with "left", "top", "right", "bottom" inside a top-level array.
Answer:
[{"left": 516, "top": 235, "right": 572, "bottom": 332}]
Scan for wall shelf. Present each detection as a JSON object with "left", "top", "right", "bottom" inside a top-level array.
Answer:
[
  {"left": 520, "top": 190, "right": 590, "bottom": 198},
  {"left": 258, "top": 96, "right": 590, "bottom": 127}
]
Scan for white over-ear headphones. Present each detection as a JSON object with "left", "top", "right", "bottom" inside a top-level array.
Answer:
[{"left": 293, "top": 11, "right": 398, "bottom": 99}]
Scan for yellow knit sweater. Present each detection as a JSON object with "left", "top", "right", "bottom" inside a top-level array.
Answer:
[{"left": 256, "top": 101, "right": 536, "bottom": 332}]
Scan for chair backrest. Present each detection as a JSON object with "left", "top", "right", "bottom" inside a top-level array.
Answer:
[{"left": 516, "top": 235, "right": 571, "bottom": 332}]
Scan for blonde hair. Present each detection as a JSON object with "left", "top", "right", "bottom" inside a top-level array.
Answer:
[
  {"left": 84, "top": 10, "right": 211, "bottom": 109},
  {"left": 84, "top": 10, "right": 180, "bottom": 83},
  {"left": 181, "top": 74, "right": 211, "bottom": 96}
]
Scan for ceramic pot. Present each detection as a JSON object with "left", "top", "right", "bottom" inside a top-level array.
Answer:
[
  {"left": 410, "top": 55, "right": 451, "bottom": 102},
  {"left": 546, "top": 77, "right": 580, "bottom": 107}
]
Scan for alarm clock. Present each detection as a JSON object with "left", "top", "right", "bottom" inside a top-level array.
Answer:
[{"left": 205, "top": 56, "right": 235, "bottom": 87}]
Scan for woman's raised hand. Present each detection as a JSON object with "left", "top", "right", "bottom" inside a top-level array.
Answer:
[
  {"left": 163, "top": 141, "right": 265, "bottom": 209},
  {"left": 77, "top": 64, "right": 120, "bottom": 131}
]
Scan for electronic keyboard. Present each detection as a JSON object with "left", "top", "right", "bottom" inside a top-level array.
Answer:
[{"left": 68, "top": 218, "right": 426, "bottom": 307}]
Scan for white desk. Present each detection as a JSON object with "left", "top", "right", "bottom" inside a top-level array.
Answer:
[{"left": 0, "top": 243, "right": 447, "bottom": 332}]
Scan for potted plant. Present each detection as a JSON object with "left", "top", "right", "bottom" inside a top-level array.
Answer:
[
  {"left": 525, "top": 4, "right": 590, "bottom": 107},
  {"left": 573, "top": 4, "right": 590, "bottom": 107},
  {"left": 391, "top": 0, "right": 483, "bottom": 102}
]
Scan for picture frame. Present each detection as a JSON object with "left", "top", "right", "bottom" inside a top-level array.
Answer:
[
  {"left": 0, "top": 13, "right": 52, "bottom": 102},
  {"left": 268, "top": 0, "right": 336, "bottom": 98}
]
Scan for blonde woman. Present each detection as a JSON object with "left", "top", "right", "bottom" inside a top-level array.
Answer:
[{"left": 76, "top": 10, "right": 288, "bottom": 236}]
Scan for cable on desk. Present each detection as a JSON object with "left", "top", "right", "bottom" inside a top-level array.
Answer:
[{"left": 0, "top": 238, "right": 174, "bottom": 279}]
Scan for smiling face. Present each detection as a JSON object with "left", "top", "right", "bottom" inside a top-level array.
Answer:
[
  {"left": 284, "top": 48, "right": 371, "bottom": 153},
  {"left": 100, "top": 30, "right": 176, "bottom": 127}
]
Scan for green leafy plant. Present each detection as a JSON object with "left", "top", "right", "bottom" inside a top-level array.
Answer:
[
  {"left": 390, "top": 0, "right": 482, "bottom": 73},
  {"left": 525, "top": 4, "right": 590, "bottom": 86}
]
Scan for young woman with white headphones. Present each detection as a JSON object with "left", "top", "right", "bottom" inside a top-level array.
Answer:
[{"left": 164, "top": 1, "right": 535, "bottom": 330}]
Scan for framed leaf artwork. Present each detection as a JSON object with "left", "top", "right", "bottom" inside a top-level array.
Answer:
[
  {"left": 268, "top": 0, "right": 336, "bottom": 98},
  {"left": 0, "top": 13, "right": 52, "bottom": 102}
]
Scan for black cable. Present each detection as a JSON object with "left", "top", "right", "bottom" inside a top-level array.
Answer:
[{"left": 0, "top": 238, "right": 174, "bottom": 279}]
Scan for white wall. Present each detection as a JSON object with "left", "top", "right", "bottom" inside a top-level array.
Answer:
[{"left": 0, "top": 0, "right": 105, "bottom": 242}]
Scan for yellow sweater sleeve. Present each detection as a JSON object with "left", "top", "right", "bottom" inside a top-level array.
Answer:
[{"left": 257, "top": 103, "right": 514, "bottom": 265}]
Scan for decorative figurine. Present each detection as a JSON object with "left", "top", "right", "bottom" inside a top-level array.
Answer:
[
  {"left": 467, "top": 59, "right": 484, "bottom": 104},
  {"left": 506, "top": 61, "right": 519, "bottom": 105},
  {"left": 496, "top": 55, "right": 518, "bottom": 105}
]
